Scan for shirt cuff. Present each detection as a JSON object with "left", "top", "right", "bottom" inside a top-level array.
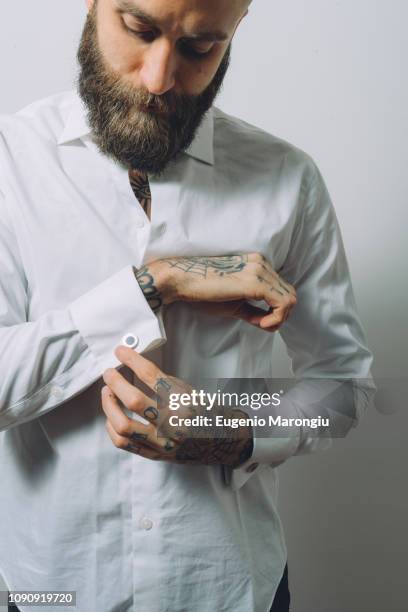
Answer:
[
  {"left": 69, "top": 265, "right": 166, "bottom": 373},
  {"left": 228, "top": 424, "right": 301, "bottom": 491}
]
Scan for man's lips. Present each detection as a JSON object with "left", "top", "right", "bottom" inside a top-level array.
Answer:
[{"left": 138, "top": 103, "right": 170, "bottom": 115}]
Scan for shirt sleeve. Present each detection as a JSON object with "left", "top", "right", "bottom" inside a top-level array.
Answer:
[
  {"left": 0, "top": 190, "right": 166, "bottom": 432},
  {"left": 230, "top": 157, "right": 374, "bottom": 490}
]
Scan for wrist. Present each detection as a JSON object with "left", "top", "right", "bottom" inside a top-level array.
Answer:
[
  {"left": 134, "top": 261, "right": 177, "bottom": 312},
  {"left": 151, "top": 261, "right": 178, "bottom": 306}
]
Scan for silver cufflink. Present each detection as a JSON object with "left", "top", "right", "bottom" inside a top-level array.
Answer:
[{"left": 121, "top": 333, "right": 139, "bottom": 349}]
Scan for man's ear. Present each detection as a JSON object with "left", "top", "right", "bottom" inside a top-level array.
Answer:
[{"left": 85, "top": 0, "right": 95, "bottom": 11}]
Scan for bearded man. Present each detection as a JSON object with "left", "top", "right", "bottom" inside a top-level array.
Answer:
[{"left": 0, "top": 1, "right": 373, "bottom": 611}]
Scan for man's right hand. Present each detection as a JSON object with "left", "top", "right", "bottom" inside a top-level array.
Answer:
[{"left": 135, "top": 253, "right": 297, "bottom": 332}]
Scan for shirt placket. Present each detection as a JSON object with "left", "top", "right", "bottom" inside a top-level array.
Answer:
[
  {"left": 131, "top": 459, "right": 162, "bottom": 612},
  {"left": 143, "top": 169, "right": 182, "bottom": 263},
  {"left": 107, "top": 159, "right": 152, "bottom": 267},
  {"left": 106, "top": 160, "right": 182, "bottom": 611}
]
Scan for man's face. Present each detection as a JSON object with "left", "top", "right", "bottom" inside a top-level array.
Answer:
[{"left": 78, "top": 0, "right": 249, "bottom": 174}]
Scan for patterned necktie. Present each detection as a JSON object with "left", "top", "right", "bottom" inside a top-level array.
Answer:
[{"left": 129, "top": 169, "right": 152, "bottom": 220}]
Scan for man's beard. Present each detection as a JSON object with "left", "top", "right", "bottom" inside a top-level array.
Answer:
[{"left": 77, "top": 9, "right": 231, "bottom": 174}]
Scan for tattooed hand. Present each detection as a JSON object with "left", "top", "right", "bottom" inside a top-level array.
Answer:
[
  {"left": 102, "top": 347, "right": 253, "bottom": 468},
  {"left": 135, "top": 252, "right": 297, "bottom": 332}
]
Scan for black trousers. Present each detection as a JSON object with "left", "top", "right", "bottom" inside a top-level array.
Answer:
[
  {"left": 270, "top": 564, "right": 291, "bottom": 611},
  {"left": 8, "top": 565, "right": 290, "bottom": 612}
]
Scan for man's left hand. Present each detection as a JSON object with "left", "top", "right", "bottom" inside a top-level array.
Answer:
[{"left": 102, "top": 346, "right": 253, "bottom": 468}]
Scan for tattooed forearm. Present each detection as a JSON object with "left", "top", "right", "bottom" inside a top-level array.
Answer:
[
  {"left": 174, "top": 409, "right": 253, "bottom": 468},
  {"left": 134, "top": 266, "right": 162, "bottom": 313},
  {"left": 164, "top": 254, "right": 249, "bottom": 278}
]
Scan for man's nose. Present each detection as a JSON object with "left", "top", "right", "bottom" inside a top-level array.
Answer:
[{"left": 139, "top": 39, "right": 177, "bottom": 96}]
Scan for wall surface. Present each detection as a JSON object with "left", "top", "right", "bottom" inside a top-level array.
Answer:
[{"left": 1, "top": 1, "right": 407, "bottom": 610}]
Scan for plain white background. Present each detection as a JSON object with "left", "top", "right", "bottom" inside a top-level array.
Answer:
[{"left": 1, "top": 1, "right": 407, "bottom": 610}]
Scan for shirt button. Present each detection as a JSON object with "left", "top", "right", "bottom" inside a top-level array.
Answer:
[
  {"left": 135, "top": 218, "right": 145, "bottom": 229},
  {"left": 246, "top": 462, "right": 259, "bottom": 474},
  {"left": 122, "top": 333, "right": 139, "bottom": 349},
  {"left": 51, "top": 386, "right": 63, "bottom": 400},
  {"left": 140, "top": 517, "right": 153, "bottom": 531}
]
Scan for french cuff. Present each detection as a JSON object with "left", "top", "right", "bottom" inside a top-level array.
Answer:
[
  {"left": 228, "top": 426, "right": 301, "bottom": 491},
  {"left": 69, "top": 265, "right": 166, "bottom": 373}
]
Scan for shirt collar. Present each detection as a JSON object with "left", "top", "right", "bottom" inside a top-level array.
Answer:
[{"left": 58, "top": 91, "right": 214, "bottom": 166}]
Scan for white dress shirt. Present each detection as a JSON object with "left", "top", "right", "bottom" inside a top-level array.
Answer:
[{"left": 0, "top": 91, "right": 373, "bottom": 612}]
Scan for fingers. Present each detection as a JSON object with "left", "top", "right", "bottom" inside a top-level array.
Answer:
[
  {"left": 257, "top": 272, "right": 297, "bottom": 330},
  {"left": 233, "top": 302, "right": 273, "bottom": 327},
  {"left": 102, "top": 368, "right": 156, "bottom": 421},
  {"left": 260, "top": 282, "right": 297, "bottom": 331},
  {"left": 105, "top": 420, "right": 162, "bottom": 460},
  {"left": 101, "top": 385, "right": 152, "bottom": 438},
  {"left": 258, "top": 306, "right": 288, "bottom": 330},
  {"left": 246, "top": 255, "right": 297, "bottom": 318},
  {"left": 101, "top": 386, "right": 174, "bottom": 453},
  {"left": 257, "top": 268, "right": 296, "bottom": 303},
  {"left": 255, "top": 286, "right": 296, "bottom": 330},
  {"left": 114, "top": 346, "right": 164, "bottom": 390},
  {"left": 248, "top": 253, "right": 296, "bottom": 297},
  {"left": 258, "top": 286, "right": 297, "bottom": 329},
  {"left": 270, "top": 271, "right": 296, "bottom": 298},
  {"left": 114, "top": 346, "right": 193, "bottom": 400}
]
